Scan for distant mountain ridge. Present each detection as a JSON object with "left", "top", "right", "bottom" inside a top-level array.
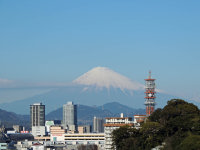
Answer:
[
  {"left": 0, "top": 102, "right": 145, "bottom": 127},
  {"left": 0, "top": 67, "right": 189, "bottom": 114},
  {"left": 99, "top": 102, "right": 145, "bottom": 114},
  {"left": 0, "top": 86, "right": 176, "bottom": 115},
  {"left": 0, "top": 108, "right": 29, "bottom": 128},
  {"left": 46, "top": 102, "right": 145, "bottom": 125},
  {"left": 2, "top": 100, "right": 200, "bottom": 128}
]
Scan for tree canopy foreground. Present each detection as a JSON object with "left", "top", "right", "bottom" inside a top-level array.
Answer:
[{"left": 112, "top": 99, "right": 200, "bottom": 150}]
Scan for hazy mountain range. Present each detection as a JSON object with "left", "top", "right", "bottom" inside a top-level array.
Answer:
[
  {"left": 0, "top": 102, "right": 145, "bottom": 128},
  {"left": 0, "top": 108, "right": 29, "bottom": 128},
  {"left": 0, "top": 67, "right": 198, "bottom": 115},
  {"left": 46, "top": 102, "right": 146, "bottom": 125}
]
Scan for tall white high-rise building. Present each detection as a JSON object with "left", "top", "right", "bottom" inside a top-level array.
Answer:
[
  {"left": 93, "top": 117, "right": 104, "bottom": 133},
  {"left": 30, "top": 103, "right": 45, "bottom": 136},
  {"left": 63, "top": 101, "right": 77, "bottom": 132}
]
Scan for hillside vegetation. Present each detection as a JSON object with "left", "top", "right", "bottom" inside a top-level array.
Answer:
[
  {"left": 112, "top": 99, "right": 200, "bottom": 150},
  {"left": 0, "top": 109, "right": 29, "bottom": 128}
]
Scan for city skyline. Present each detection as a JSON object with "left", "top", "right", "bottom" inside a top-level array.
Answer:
[{"left": 0, "top": 1, "right": 200, "bottom": 104}]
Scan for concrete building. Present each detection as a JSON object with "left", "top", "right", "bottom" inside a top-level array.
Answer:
[
  {"left": 13, "top": 125, "right": 23, "bottom": 133},
  {"left": 49, "top": 126, "right": 104, "bottom": 149},
  {"left": 0, "top": 132, "right": 8, "bottom": 150},
  {"left": 30, "top": 103, "right": 45, "bottom": 136},
  {"left": 0, "top": 143, "right": 7, "bottom": 150},
  {"left": 133, "top": 115, "right": 147, "bottom": 129},
  {"left": 16, "top": 133, "right": 105, "bottom": 150},
  {"left": 63, "top": 101, "right": 77, "bottom": 132},
  {"left": 133, "top": 115, "right": 147, "bottom": 124},
  {"left": 93, "top": 117, "right": 104, "bottom": 133},
  {"left": 45, "top": 120, "right": 61, "bottom": 135},
  {"left": 50, "top": 126, "right": 65, "bottom": 142},
  {"left": 31, "top": 126, "right": 45, "bottom": 137},
  {"left": 45, "top": 121, "right": 54, "bottom": 135},
  {"left": 64, "top": 133, "right": 104, "bottom": 149},
  {"left": 78, "top": 125, "right": 91, "bottom": 133},
  {"left": 104, "top": 113, "right": 134, "bottom": 150}
]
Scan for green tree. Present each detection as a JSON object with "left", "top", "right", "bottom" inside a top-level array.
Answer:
[
  {"left": 149, "top": 108, "right": 162, "bottom": 122},
  {"left": 111, "top": 99, "right": 200, "bottom": 150},
  {"left": 111, "top": 125, "right": 141, "bottom": 150},
  {"left": 140, "top": 121, "right": 165, "bottom": 149},
  {"left": 176, "top": 134, "right": 200, "bottom": 150}
]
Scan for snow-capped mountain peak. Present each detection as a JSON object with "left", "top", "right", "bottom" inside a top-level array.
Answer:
[{"left": 73, "top": 67, "right": 144, "bottom": 91}]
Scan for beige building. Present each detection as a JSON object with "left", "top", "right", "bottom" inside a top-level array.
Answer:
[
  {"left": 78, "top": 125, "right": 91, "bottom": 133},
  {"left": 78, "top": 126, "right": 85, "bottom": 134},
  {"left": 50, "top": 126, "right": 65, "bottom": 142},
  {"left": 134, "top": 115, "right": 147, "bottom": 123}
]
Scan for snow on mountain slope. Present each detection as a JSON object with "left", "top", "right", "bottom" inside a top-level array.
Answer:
[{"left": 73, "top": 67, "right": 144, "bottom": 91}]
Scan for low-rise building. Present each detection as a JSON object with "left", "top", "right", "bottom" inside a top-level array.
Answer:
[
  {"left": 32, "top": 126, "right": 46, "bottom": 137},
  {"left": 64, "top": 133, "right": 104, "bottom": 149},
  {"left": 50, "top": 126, "right": 65, "bottom": 142},
  {"left": 34, "top": 136, "right": 50, "bottom": 141},
  {"left": 13, "top": 125, "right": 23, "bottom": 133},
  {"left": 0, "top": 143, "right": 7, "bottom": 150},
  {"left": 45, "top": 120, "right": 62, "bottom": 135},
  {"left": 133, "top": 115, "right": 147, "bottom": 123},
  {"left": 133, "top": 115, "right": 147, "bottom": 128},
  {"left": 104, "top": 113, "right": 134, "bottom": 150},
  {"left": 78, "top": 125, "right": 91, "bottom": 133}
]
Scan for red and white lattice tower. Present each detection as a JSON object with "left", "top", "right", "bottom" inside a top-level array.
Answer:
[{"left": 144, "top": 71, "right": 156, "bottom": 116}]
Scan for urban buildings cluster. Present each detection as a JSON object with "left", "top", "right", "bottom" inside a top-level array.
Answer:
[
  {"left": 29, "top": 101, "right": 105, "bottom": 149},
  {"left": 0, "top": 72, "right": 156, "bottom": 150}
]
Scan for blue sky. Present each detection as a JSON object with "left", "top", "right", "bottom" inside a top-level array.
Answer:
[{"left": 0, "top": 0, "right": 200, "bottom": 102}]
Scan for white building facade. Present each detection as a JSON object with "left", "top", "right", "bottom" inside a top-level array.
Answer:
[
  {"left": 49, "top": 127, "right": 104, "bottom": 150},
  {"left": 104, "top": 114, "right": 134, "bottom": 150}
]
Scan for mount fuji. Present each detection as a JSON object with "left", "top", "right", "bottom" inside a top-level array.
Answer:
[
  {"left": 73, "top": 67, "right": 144, "bottom": 91},
  {"left": 0, "top": 67, "right": 176, "bottom": 114}
]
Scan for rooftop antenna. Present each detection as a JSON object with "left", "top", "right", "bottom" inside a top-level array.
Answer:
[{"left": 149, "top": 70, "right": 151, "bottom": 79}]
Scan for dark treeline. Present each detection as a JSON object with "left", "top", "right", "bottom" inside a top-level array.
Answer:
[{"left": 112, "top": 99, "right": 200, "bottom": 150}]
